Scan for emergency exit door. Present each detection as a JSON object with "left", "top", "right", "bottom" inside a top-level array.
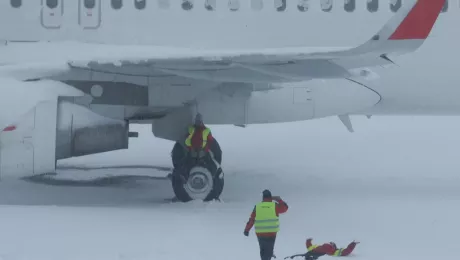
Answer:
[
  {"left": 41, "top": 0, "right": 64, "bottom": 29},
  {"left": 78, "top": 0, "right": 101, "bottom": 29}
]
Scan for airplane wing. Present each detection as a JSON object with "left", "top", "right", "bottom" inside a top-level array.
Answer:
[
  {"left": 66, "top": 0, "right": 444, "bottom": 81},
  {"left": 0, "top": 0, "right": 443, "bottom": 83},
  {"left": 0, "top": 61, "right": 82, "bottom": 131},
  {"left": 0, "top": 62, "right": 70, "bottom": 81}
]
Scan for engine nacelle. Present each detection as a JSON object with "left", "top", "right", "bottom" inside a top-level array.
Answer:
[
  {"left": 55, "top": 101, "right": 128, "bottom": 160},
  {"left": 0, "top": 99, "right": 127, "bottom": 178}
]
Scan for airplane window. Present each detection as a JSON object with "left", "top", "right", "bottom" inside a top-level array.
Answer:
[
  {"left": 112, "top": 0, "right": 122, "bottom": 9},
  {"left": 228, "top": 0, "right": 240, "bottom": 11},
  {"left": 135, "top": 0, "right": 146, "bottom": 9},
  {"left": 84, "top": 0, "right": 96, "bottom": 9},
  {"left": 390, "top": 0, "right": 401, "bottom": 12},
  {"left": 182, "top": 0, "right": 193, "bottom": 10},
  {"left": 47, "top": 0, "right": 59, "bottom": 9},
  {"left": 441, "top": 0, "right": 448, "bottom": 12},
  {"left": 205, "top": 0, "right": 216, "bottom": 11},
  {"left": 344, "top": 0, "right": 355, "bottom": 12},
  {"left": 10, "top": 0, "right": 22, "bottom": 8},
  {"left": 158, "top": 0, "right": 170, "bottom": 9},
  {"left": 297, "top": 0, "right": 309, "bottom": 12},
  {"left": 251, "top": 0, "right": 263, "bottom": 11},
  {"left": 275, "top": 0, "right": 287, "bottom": 12},
  {"left": 367, "top": 0, "right": 378, "bottom": 13},
  {"left": 320, "top": 0, "right": 332, "bottom": 12}
]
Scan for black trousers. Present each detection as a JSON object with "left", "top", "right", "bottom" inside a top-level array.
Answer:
[
  {"left": 257, "top": 236, "right": 276, "bottom": 260},
  {"left": 305, "top": 251, "right": 325, "bottom": 260}
]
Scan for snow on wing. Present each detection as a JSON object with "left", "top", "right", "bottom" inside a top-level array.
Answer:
[{"left": 82, "top": 0, "right": 443, "bottom": 74}]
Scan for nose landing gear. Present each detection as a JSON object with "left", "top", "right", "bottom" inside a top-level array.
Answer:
[{"left": 170, "top": 141, "right": 224, "bottom": 202}]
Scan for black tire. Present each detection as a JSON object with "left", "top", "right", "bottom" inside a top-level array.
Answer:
[
  {"left": 204, "top": 167, "right": 224, "bottom": 201},
  {"left": 171, "top": 167, "right": 193, "bottom": 202},
  {"left": 172, "top": 140, "right": 222, "bottom": 166},
  {"left": 171, "top": 142, "right": 186, "bottom": 169},
  {"left": 171, "top": 166, "right": 224, "bottom": 202},
  {"left": 209, "top": 139, "right": 222, "bottom": 165},
  {"left": 170, "top": 139, "right": 224, "bottom": 202}
]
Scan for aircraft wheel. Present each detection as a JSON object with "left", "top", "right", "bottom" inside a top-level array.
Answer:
[{"left": 171, "top": 166, "right": 224, "bottom": 202}]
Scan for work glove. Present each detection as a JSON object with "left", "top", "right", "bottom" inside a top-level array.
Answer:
[{"left": 244, "top": 231, "right": 249, "bottom": 236}]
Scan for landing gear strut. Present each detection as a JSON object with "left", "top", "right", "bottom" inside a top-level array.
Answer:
[{"left": 171, "top": 140, "right": 224, "bottom": 202}]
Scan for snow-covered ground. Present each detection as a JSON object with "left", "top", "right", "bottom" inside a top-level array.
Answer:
[{"left": 1, "top": 116, "right": 460, "bottom": 260}]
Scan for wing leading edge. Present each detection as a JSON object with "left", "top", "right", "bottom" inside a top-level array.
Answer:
[
  {"left": 0, "top": 0, "right": 443, "bottom": 82},
  {"left": 229, "top": 0, "right": 445, "bottom": 78},
  {"left": 71, "top": 0, "right": 443, "bottom": 82},
  {"left": 329, "top": 0, "right": 445, "bottom": 59}
]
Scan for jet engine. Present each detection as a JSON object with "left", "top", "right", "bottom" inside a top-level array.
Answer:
[{"left": 0, "top": 99, "right": 128, "bottom": 178}]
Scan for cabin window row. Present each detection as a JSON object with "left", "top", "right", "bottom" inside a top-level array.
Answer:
[{"left": 9, "top": 0, "right": 450, "bottom": 13}]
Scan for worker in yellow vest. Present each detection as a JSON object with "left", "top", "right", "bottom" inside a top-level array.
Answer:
[
  {"left": 244, "top": 189, "right": 289, "bottom": 260},
  {"left": 284, "top": 238, "right": 359, "bottom": 260},
  {"left": 184, "top": 113, "right": 214, "bottom": 157}
]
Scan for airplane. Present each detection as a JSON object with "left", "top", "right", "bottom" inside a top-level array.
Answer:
[{"left": 0, "top": 0, "right": 448, "bottom": 202}]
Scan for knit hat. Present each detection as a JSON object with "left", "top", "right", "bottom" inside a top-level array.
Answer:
[{"left": 262, "top": 189, "right": 272, "bottom": 199}]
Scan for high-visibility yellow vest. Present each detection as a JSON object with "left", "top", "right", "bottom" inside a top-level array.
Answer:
[
  {"left": 333, "top": 249, "right": 343, "bottom": 256},
  {"left": 185, "top": 126, "right": 210, "bottom": 148},
  {"left": 254, "top": 202, "right": 280, "bottom": 233},
  {"left": 307, "top": 245, "right": 318, "bottom": 251}
]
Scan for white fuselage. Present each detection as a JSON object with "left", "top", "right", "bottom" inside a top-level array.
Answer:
[{"left": 0, "top": 0, "right": 457, "bottom": 115}]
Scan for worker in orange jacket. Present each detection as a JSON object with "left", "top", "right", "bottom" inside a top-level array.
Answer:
[
  {"left": 184, "top": 113, "right": 214, "bottom": 153},
  {"left": 284, "top": 238, "right": 359, "bottom": 260},
  {"left": 244, "top": 189, "right": 289, "bottom": 260}
]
